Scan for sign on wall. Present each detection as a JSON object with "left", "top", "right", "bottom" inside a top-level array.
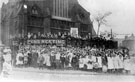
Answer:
[
  {"left": 27, "top": 39, "right": 65, "bottom": 46},
  {"left": 70, "top": 28, "right": 78, "bottom": 37}
]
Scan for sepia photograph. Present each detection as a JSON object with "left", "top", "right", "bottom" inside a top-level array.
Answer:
[{"left": 0, "top": 0, "right": 135, "bottom": 82}]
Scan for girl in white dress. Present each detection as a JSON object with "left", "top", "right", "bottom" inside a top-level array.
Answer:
[
  {"left": 118, "top": 53, "right": 124, "bottom": 73},
  {"left": 107, "top": 54, "right": 114, "bottom": 73},
  {"left": 46, "top": 52, "right": 51, "bottom": 68},
  {"left": 79, "top": 56, "right": 84, "bottom": 69},
  {"left": 112, "top": 52, "right": 119, "bottom": 73},
  {"left": 2, "top": 49, "right": 12, "bottom": 77},
  {"left": 124, "top": 56, "right": 131, "bottom": 73},
  {"left": 87, "top": 55, "right": 93, "bottom": 71},
  {"left": 97, "top": 54, "right": 102, "bottom": 72}
]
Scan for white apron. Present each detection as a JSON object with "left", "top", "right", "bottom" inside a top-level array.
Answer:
[
  {"left": 118, "top": 57, "right": 124, "bottom": 69},
  {"left": 97, "top": 57, "right": 102, "bottom": 68},
  {"left": 79, "top": 58, "right": 84, "bottom": 68},
  {"left": 46, "top": 55, "right": 51, "bottom": 66},
  {"left": 16, "top": 53, "right": 24, "bottom": 65},
  {"left": 43, "top": 54, "right": 47, "bottom": 64},
  {"left": 124, "top": 59, "right": 131, "bottom": 70},
  {"left": 107, "top": 57, "right": 114, "bottom": 69},
  {"left": 113, "top": 56, "right": 119, "bottom": 69},
  {"left": 87, "top": 63, "right": 93, "bottom": 69}
]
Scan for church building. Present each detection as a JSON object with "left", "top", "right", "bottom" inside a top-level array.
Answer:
[{"left": 1, "top": 0, "right": 96, "bottom": 46}]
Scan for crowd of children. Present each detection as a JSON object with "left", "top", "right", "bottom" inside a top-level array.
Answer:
[{"left": 15, "top": 45, "right": 131, "bottom": 74}]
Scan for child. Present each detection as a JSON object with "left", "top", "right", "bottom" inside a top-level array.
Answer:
[
  {"left": 118, "top": 53, "right": 124, "bottom": 73},
  {"left": 37, "top": 52, "right": 44, "bottom": 70},
  {"left": 112, "top": 52, "right": 119, "bottom": 73},
  {"left": 16, "top": 51, "right": 24, "bottom": 67},
  {"left": 102, "top": 53, "right": 108, "bottom": 73},
  {"left": 107, "top": 54, "right": 114, "bottom": 73},
  {"left": 123, "top": 56, "right": 131, "bottom": 74},
  {"left": 97, "top": 54, "right": 102, "bottom": 72},
  {"left": 87, "top": 55, "right": 93, "bottom": 71},
  {"left": 79, "top": 56, "right": 84, "bottom": 70},
  {"left": 92, "top": 53, "right": 97, "bottom": 72},
  {"left": 24, "top": 51, "right": 28, "bottom": 67}
]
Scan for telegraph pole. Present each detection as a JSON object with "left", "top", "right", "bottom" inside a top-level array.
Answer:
[{"left": 111, "top": 29, "right": 113, "bottom": 39}]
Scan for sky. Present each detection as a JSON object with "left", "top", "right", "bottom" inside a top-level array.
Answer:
[
  {"left": 78, "top": 0, "right": 135, "bottom": 37},
  {"left": 1, "top": 0, "right": 135, "bottom": 38}
]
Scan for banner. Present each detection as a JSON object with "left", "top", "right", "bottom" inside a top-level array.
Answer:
[
  {"left": 70, "top": 28, "right": 78, "bottom": 37},
  {"left": 27, "top": 39, "right": 65, "bottom": 46}
]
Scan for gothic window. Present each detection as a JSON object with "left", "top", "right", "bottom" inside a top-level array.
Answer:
[
  {"left": 31, "top": 6, "right": 38, "bottom": 15},
  {"left": 32, "top": 9, "right": 38, "bottom": 15},
  {"left": 79, "top": 12, "right": 85, "bottom": 20}
]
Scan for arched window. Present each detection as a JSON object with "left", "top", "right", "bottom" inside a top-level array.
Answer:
[{"left": 31, "top": 6, "right": 38, "bottom": 15}]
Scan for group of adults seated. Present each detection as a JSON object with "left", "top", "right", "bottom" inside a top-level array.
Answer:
[{"left": 25, "top": 32, "right": 92, "bottom": 40}]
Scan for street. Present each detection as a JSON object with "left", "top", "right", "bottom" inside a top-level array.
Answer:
[{"left": 1, "top": 68, "right": 135, "bottom": 82}]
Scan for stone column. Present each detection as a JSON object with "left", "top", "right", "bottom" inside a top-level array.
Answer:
[
  {"left": 65, "top": 0, "right": 67, "bottom": 17},
  {"left": 67, "top": 0, "right": 69, "bottom": 18},
  {"left": 53, "top": 0, "right": 55, "bottom": 15},
  {"left": 58, "top": 0, "right": 61, "bottom": 16},
  {"left": 61, "top": 0, "right": 63, "bottom": 17},
  {"left": 63, "top": 0, "right": 66, "bottom": 17},
  {"left": 56, "top": 0, "right": 58, "bottom": 16}
]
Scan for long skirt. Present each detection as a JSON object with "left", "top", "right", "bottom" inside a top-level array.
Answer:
[
  {"left": 107, "top": 57, "right": 114, "bottom": 69},
  {"left": 87, "top": 64, "right": 93, "bottom": 69},
  {"left": 102, "top": 65, "right": 108, "bottom": 72},
  {"left": 79, "top": 63, "right": 84, "bottom": 69},
  {"left": 2, "top": 62, "right": 12, "bottom": 76},
  {"left": 124, "top": 60, "right": 131, "bottom": 70}
]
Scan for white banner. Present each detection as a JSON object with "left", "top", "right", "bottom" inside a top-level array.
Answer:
[{"left": 70, "top": 28, "right": 78, "bottom": 37}]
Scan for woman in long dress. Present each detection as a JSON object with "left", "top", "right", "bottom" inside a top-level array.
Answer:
[{"left": 2, "top": 49, "right": 12, "bottom": 77}]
